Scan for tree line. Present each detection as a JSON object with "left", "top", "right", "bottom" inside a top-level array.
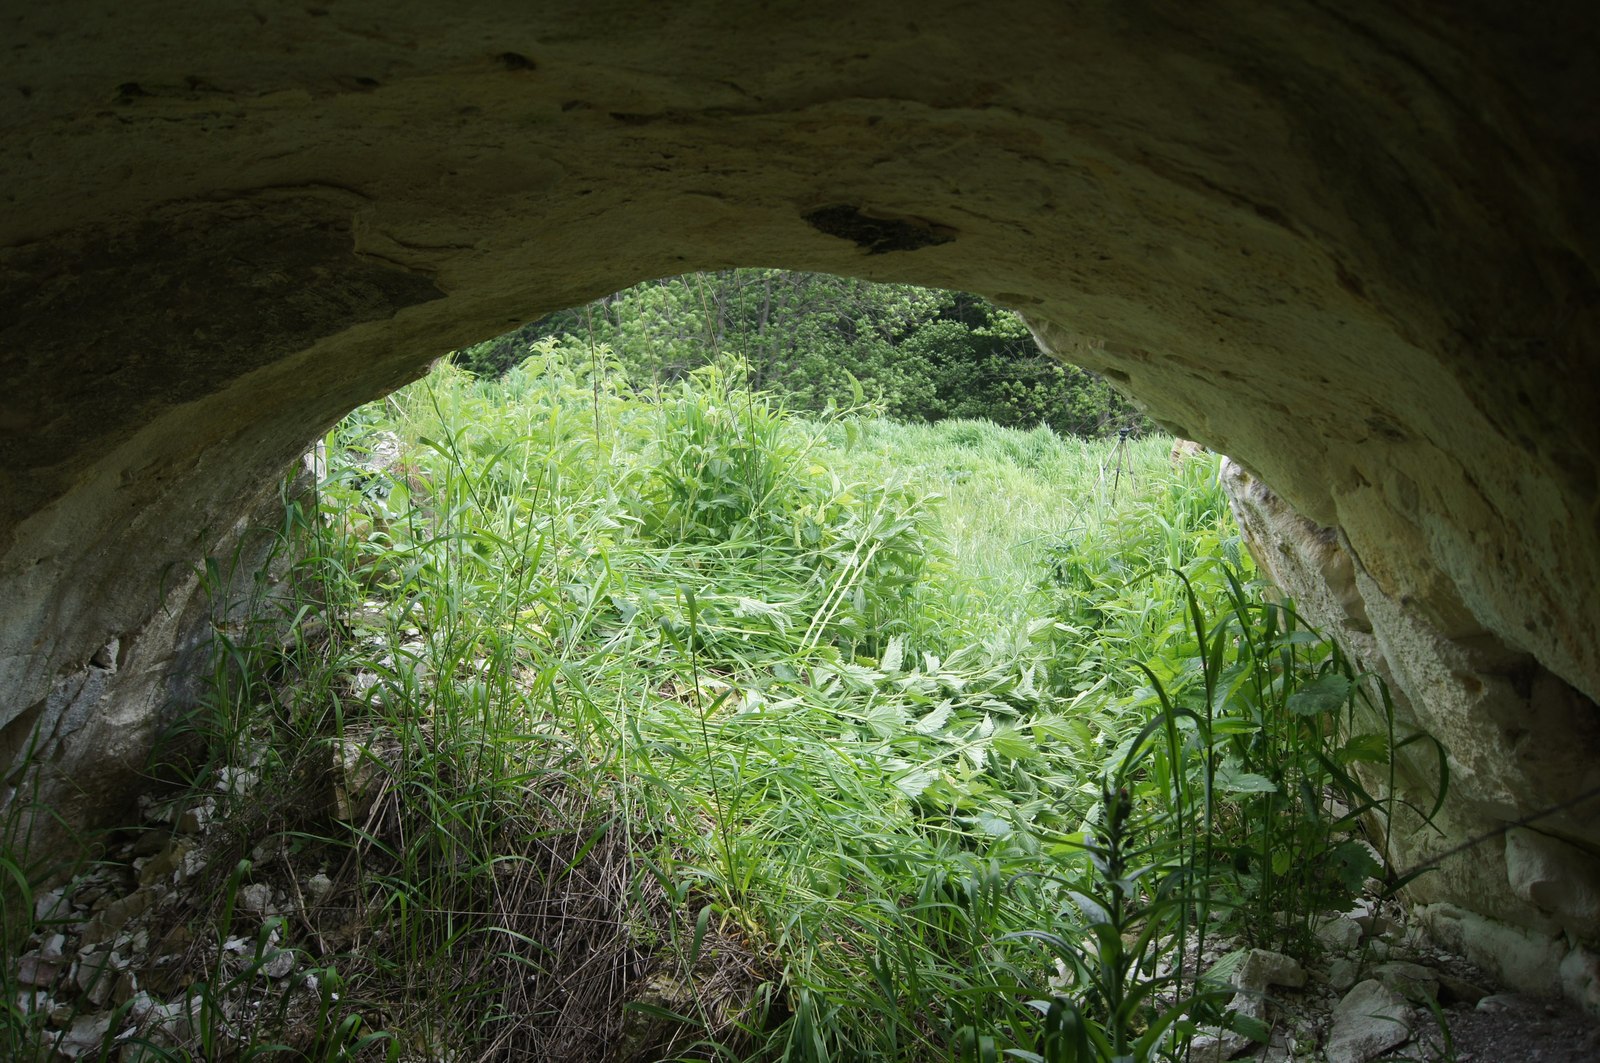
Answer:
[{"left": 452, "top": 269, "right": 1147, "bottom": 438}]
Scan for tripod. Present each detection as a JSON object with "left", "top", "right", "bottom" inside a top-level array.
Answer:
[{"left": 1110, "top": 426, "right": 1133, "bottom": 504}]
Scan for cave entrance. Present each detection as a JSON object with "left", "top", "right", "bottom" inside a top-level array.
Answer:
[
  {"left": 18, "top": 267, "right": 1464, "bottom": 1060},
  {"left": 4, "top": 7, "right": 1598, "bottom": 1050}
]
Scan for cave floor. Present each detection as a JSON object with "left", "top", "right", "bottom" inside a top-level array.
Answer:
[{"left": 9, "top": 766, "right": 1600, "bottom": 1061}]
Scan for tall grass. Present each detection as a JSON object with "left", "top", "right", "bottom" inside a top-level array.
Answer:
[{"left": 8, "top": 339, "right": 1440, "bottom": 1062}]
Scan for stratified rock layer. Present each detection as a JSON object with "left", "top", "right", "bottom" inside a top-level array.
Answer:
[{"left": 3, "top": 0, "right": 1598, "bottom": 1002}]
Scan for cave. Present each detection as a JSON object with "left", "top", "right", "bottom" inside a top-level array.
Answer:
[{"left": 4, "top": 0, "right": 1599, "bottom": 1014}]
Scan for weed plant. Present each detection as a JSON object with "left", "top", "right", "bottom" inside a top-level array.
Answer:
[{"left": 5, "top": 340, "right": 1443, "bottom": 1061}]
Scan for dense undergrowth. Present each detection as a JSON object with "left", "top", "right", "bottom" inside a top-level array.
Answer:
[{"left": 4, "top": 342, "right": 1441, "bottom": 1061}]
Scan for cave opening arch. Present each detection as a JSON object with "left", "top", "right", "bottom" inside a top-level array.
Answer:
[{"left": 4, "top": 0, "right": 1599, "bottom": 1006}]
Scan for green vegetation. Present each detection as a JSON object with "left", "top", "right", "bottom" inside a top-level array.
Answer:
[
  {"left": 4, "top": 342, "right": 1439, "bottom": 1062},
  {"left": 452, "top": 270, "right": 1146, "bottom": 439}
]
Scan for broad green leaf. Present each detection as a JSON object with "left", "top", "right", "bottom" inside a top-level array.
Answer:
[
  {"left": 1338, "top": 732, "right": 1391, "bottom": 765},
  {"left": 1216, "top": 765, "right": 1278, "bottom": 793},
  {"left": 863, "top": 701, "right": 907, "bottom": 738},
  {"left": 976, "top": 812, "right": 1012, "bottom": 837},
  {"left": 1227, "top": 1011, "right": 1272, "bottom": 1044},
  {"left": 732, "top": 596, "right": 792, "bottom": 632},
  {"left": 1211, "top": 718, "right": 1260, "bottom": 736},
  {"left": 1069, "top": 890, "right": 1110, "bottom": 926},
  {"left": 989, "top": 725, "right": 1037, "bottom": 761},
  {"left": 914, "top": 701, "right": 954, "bottom": 734},
  {"left": 892, "top": 768, "right": 936, "bottom": 800},
  {"left": 1328, "top": 839, "right": 1382, "bottom": 895},
  {"left": 1287, "top": 674, "right": 1352, "bottom": 716},
  {"left": 878, "top": 634, "right": 905, "bottom": 673}
]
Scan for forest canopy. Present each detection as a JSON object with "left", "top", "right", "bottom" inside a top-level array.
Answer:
[{"left": 452, "top": 270, "right": 1148, "bottom": 438}]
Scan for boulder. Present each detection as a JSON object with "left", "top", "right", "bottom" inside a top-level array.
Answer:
[
  {"left": 1326, "top": 979, "right": 1412, "bottom": 1063},
  {"left": 1418, "top": 902, "right": 1566, "bottom": 1000},
  {"left": 1506, "top": 828, "right": 1600, "bottom": 939}
]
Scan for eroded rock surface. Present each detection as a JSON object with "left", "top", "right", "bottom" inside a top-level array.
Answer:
[
  {"left": 1224, "top": 458, "right": 1600, "bottom": 1009},
  {"left": 3, "top": 0, "right": 1598, "bottom": 1002}
]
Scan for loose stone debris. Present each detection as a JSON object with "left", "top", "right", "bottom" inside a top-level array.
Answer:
[
  {"left": 8, "top": 759, "right": 327, "bottom": 1061},
  {"left": 6, "top": 723, "right": 1598, "bottom": 1060},
  {"left": 15, "top": 791, "right": 1599, "bottom": 1063},
  {"left": 5, "top": 732, "right": 770, "bottom": 1061},
  {"left": 1173, "top": 894, "right": 1600, "bottom": 1062}
]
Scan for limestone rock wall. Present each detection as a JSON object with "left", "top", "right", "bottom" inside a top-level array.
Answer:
[
  {"left": 3, "top": 0, "right": 1598, "bottom": 1000},
  {"left": 1224, "top": 459, "right": 1600, "bottom": 1009}
]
